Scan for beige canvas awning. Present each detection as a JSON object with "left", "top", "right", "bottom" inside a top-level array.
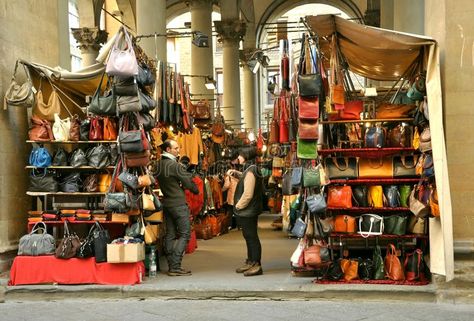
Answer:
[{"left": 305, "top": 15, "right": 454, "bottom": 281}]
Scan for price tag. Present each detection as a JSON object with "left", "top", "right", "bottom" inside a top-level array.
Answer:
[{"left": 343, "top": 249, "right": 349, "bottom": 257}]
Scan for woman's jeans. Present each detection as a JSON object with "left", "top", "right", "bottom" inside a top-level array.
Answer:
[{"left": 237, "top": 215, "right": 261, "bottom": 263}]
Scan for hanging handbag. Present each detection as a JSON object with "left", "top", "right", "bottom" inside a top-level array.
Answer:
[
  {"left": 298, "top": 36, "right": 322, "bottom": 97},
  {"left": 340, "top": 258, "right": 359, "bottom": 281},
  {"left": 291, "top": 217, "right": 307, "bottom": 238},
  {"left": 419, "top": 127, "right": 432, "bottom": 152},
  {"left": 324, "top": 157, "right": 358, "bottom": 180},
  {"left": 89, "top": 117, "right": 103, "bottom": 141},
  {"left": 384, "top": 215, "right": 408, "bottom": 235},
  {"left": 106, "top": 26, "right": 138, "bottom": 77},
  {"left": 376, "top": 103, "right": 415, "bottom": 119},
  {"left": 352, "top": 185, "right": 368, "bottom": 207},
  {"left": 364, "top": 126, "right": 385, "bottom": 148},
  {"left": 92, "top": 221, "right": 110, "bottom": 263},
  {"left": 137, "top": 112, "right": 155, "bottom": 131},
  {"left": 298, "top": 96, "right": 319, "bottom": 119},
  {"left": 124, "top": 150, "right": 151, "bottom": 168},
  {"left": 55, "top": 221, "right": 81, "bottom": 259},
  {"left": 29, "top": 146, "right": 52, "bottom": 168},
  {"left": 359, "top": 157, "right": 393, "bottom": 178},
  {"left": 399, "top": 185, "right": 411, "bottom": 207},
  {"left": 298, "top": 119, "right": 319, "bottom": 140},
  {"left": 281, "top": 171, "right": 294, "bottom": 196},
  {"left": 83, "top": 174, "right": 99, "bottom": 192},
  {"left": 80, "top": 118, "right": 90, "bottom": 141},
  {"left": 358, "top": 258, "right": 374, "bottom": 280},
  {"left": 86, "top": 145, "right": 110, "bottom": 169},
  {"left": 117, "top": 95, "right": 142, "bottom": 114},
  {"left": 303, "top": 166, "right": 321, "bottom": 187},
  {"left": 118, "top": 129, "right": 146, "bottom": 153},
  {"left": 327, "top": 185, "right": 352, "bottom": 208},
  {"left": 269, "top": 99, "right": 279, "bottom": 144},
  {"left": 4, "top": 60, "right": 35, "bottom": 109},
  {"left": 69, "top": 115, "right": 81, "bottom": 141},
  {"left": 393, "top": 155, "right": 418, "bottom": 177},
  {"left": 305, "top": 192, "right": 326, "bottom": 214},
  {"left": 52, "top": 148, "right": 68, "bottom": 166},
  {"left": 32, "top": 87, "right": 62, "bottom": 122},
  {"left": 69, "top": 148, "right": 88, "bottom": 167},
  {"left": 384, "top": 243, "right": 405, "bottom": 281},
  {"left": 296, "top": 137, "right": 318, "bottom": 159},
  {"left": 358, "top": 214, "right": 384, "bottom": 237},
  {"left": 409, "top": 187, "right": 430, "bottom": 218},
  {"left": 142, "top": 189, "right": 156, "bottom": 211},
  {"left": 88, "top": 72, "right": 117, "bottom": 116},
  {"left": 368, "top": 185, "right": 384, "bottom": 208},
  {"left": 18, "top": 222, "right": 56, "bottom": 256},
  {"left": 114, "top": 76, "right": 138, "bottom": 96},
  {"left": 119, "top": 170, "right": 139, "bottom": 190},
  {"left": 373, "top": 245, "right": 385, "bottom": 280},
  {"left": 28, "top": 115, "right": 54, "bottom": 141},
  {"left": 137, "top": 62, "right": 156, "bottom": 88},
  {"left": 29, "top": 169, "right": 58, "bottom": 192},
  {"left": 291, "top": 167, "right": 303, "bottom": 187},
  {"left": 139, "top": 90, "right": 157, "bottom": 112},
  {"left": 138, "top": 173, "right": 155, "bottom": 188},
  {"left": 103, "top": 117, "right": 118, "bottom": 141},
  {"left": 383, "top": 185, "right": 401, "bottom": 208},
  {"left": 58, "top": 172, "right": 82, "bottom": 193},
  {"left": 279, "top": 95, "right": 289, "bottom": 143},
  {"left": 404, "top": 249, "right": 427, "bottom": 281}
]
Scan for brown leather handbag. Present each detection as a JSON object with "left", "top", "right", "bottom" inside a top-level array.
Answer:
[
  {"left": 327, "top": 186, "right": 352, "bottom": 208},
  {"left": 98, "top": 173, "right": 112, "bottom": 193},
  {"left": 334, "top": 215, "right": 356, "bottom": 233},
  {"left": 340, "top": 258, "right": 359, "bottom": 281},
  {"left": 191, "top": 100, "right": 211, "bottom": 120},
  {"left": 83, "top": 174, "right": 99, "bottom": 192},
  {"left": 388, "top": 125, "right": 412, "bottom": 147},
  {"left": 359, "top": 157, "right": 393, "bottom": 178},
  {"left": 69, "top": 115, "right": 81, "bottom": 141},
  {"left": 124, "top": 150, "right": 150, "bottom": 168},
  {"left": 103, "top": 117, "right": 118, "bottom": 141},
  {"left": 384, "top": 243, "right": 405, "bottom": 281},
  {"left": 28, "top": 115, "right": 54, "bottom": 141},
  {"left": 33, "top": 88, "right": 62, "bottom": 122},
  {"left": 89, "top": 117, "right": 103, "bottom": 141},
  {"left": 298, "top": 119, "right": 319, "bottom": 140},
  {"left": 376, "top": 103, "right": 416, "bottom": 119}
]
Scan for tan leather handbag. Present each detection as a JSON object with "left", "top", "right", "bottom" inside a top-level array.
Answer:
[
  {"left": 358, "top": 157, "right": 393, "bottom": 178},
  {"left": 33, "top": 88, "right": 62, "bottom": 122},
  {"left": 98, "top": 174, "right": 112, "bottom": 193},
  {"left": 384, "top": 244, "right": 405, "bottom": 281},
  {"left": 340, "top": 258, "right": 359, "bottom": 281}
]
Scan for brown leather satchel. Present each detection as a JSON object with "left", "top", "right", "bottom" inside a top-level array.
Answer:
[
  {"left": 83, "top": 174, "right": 99, "bottom": 192},
  {"left": 298, "top": 119, "right": 319, "bottom": 140},
  {"left": 359, "top": 157, "right": 393, "bottom": 178},
  {"left": 376, "top": 103, "right": 416, "bottom": 119},
  {"left": 69, "top": 115, "right": 81, "bottom": 141},
  {"left": 124, "top": 150, "right": 150, "bottom": 168},
  {"left": 28, "top": 115, "right": 54, "bottom": 141},
  {"left": 103, "top": 117, "right": 118, "bottom": 141},
  {"left": 334, "top": 215, "right": 356, "bottom": 233},
  {"left": 388, "top": 124, "right": 412, "bottom": 147},
  {"left": 384, "top": 243, "right": 405, "bottom": 280},
  {"left": 340, "top": 258, "right": 359, "bottom": 281}
]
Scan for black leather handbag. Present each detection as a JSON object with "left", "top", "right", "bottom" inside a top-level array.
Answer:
[
  {"left": 324, "top": 157, "right": 358, "bottom": 179},
  {"left": 118, "top": 171, "right": 139, "bottom": 190},
  {"left": 80, "top": 118, "right": 90, "bottom": 141},
  {"left": 69, "top": 148, "right": 88, "bottom": 167},
  {"left": 76, "top": 224, "right": 96, "bottom": 258},
  {"left": 52, "top": 148, "right": 68, "bottom": 166},
  {"left": 29, "top": 169, "right": 58, "bottom": 192},
  {"left": 281, "top": 171, "right": 294, "bottom": 196},
  {"left": 114, "top": 76, "right": 138, "bottom": 96},
  {"left": 352, "top": 185, "right": 368, "bottom": 207},
  {"left": 393, "top": 155, "right": 418, "bottom": 178},
  {"left": 118, "top": 130, "right": 145, "bottom": 153},
  {"left": 298, "top": 73, "right": 323, "bottom": 97},
  {"left": 137, "top": 63, "right": 155, "bottom": 88},
  {"left": 58, "top": 172, "right": 82, "bottom": 192},
  {"left": 384, "top": 215, "right": 408, "bottom": 235},
  {"left": 358, "top": 258, "right": 374, "bottom": 280},
  {"left": 139, "top": 90, "right": 157, "bottom": 112},
  {"left": 86, "top": 145, "right": 110, "bottom": 169},
  {"left": 137, "top": 112, "right": 155, "bottom": 131},
  {"left": 92, "top": 222, "right": 110, "bottom": 263},
  {"left": 109, "top": 144, "right": 119, "bottom": 166},
  {"left": 89, "top": 73, "right": 117, "bottom": 116},
  {"left": 383, "top": 185, "right": 401, "bottom": 208}
]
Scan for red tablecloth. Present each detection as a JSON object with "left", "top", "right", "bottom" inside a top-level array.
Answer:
[{"left": 9, "top": 256, "right": 144, "bottom": 286}]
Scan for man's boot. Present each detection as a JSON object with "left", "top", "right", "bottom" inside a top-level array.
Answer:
[
  {"left": 243, "top": 263, "right": 263, "bottom": 276},
  {"left": 235, "top": 260, "right": 254, "bottom": 273}
]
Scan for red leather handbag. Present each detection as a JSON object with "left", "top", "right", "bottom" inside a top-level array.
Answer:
[
  {"left": 279, "top": 96, "right": 289, "bottom": 143},
  {"left": 327, "top": 185, "right": 352, "bottom": 208},
  {"left": 89, "top": 117, "right": 103, "bottom": 141},
  {"left": 298, "top": 119, "right": 318, "bottom": 139},
  {"left": 298, "top": 96, "right": 319, "bottom": 120},
  {"left": 269, "top": 98, "right": 279, "bottom": 144},
  {"left": 339, "top": 100, "right": 363, "bottom": 120}
]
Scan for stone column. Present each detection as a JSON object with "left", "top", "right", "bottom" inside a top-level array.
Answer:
[
  {"left": 71, "top": 27, "right": 108, "bottom": 67},
  {"left": 215, "top": 14, "right": 246, "bottom": 128},
  {"left": 136, "top": 0, "right": 167, "bottom": 62},
  {"left": 241, "top": 21, "right": 258, "bottom": 131},
  {"left": 393, "top": 0, "right": 424, "bottom": 34},
  {"left": 188, "top": 0, "right": 214, "bottom": 104}
]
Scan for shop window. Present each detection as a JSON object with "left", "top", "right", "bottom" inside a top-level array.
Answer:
[
  {"left": 265, "top": 67, "right": 279, "bottom": 107},
  {"left": 68, "top": 0, "right": 82, "bottom": 71}
]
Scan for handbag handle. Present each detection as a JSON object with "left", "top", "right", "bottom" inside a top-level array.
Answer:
[
  {"left": 63, "top": 220, "right": 71, "bottom": 236},
  {"left": 331, "top": 157, "right": 350, "bottom": 171},
  {"left": 400, "top": 155, "right": 417, "bottom": 169},
  {"left": 367, "top": 158, "right": 385, "bottom": 169},
  {"left": 30, "top": 221, "right": 48, "bottom": 235}
]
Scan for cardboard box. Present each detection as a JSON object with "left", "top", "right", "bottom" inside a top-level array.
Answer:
[{"left": 107, "top": 243, "right": 145, "bottom": 263}]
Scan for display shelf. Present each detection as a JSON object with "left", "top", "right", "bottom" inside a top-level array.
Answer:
[
  {"left": 329, "top": 178, "right": 420, "bottom": 185},
  {"left": 329, "top": 233, "right": 428, "bottom": 239},
  {"left": 27, "top": 220, "right": 124, "bottom": 226},
  {"left": 27, "top": 140, "right": 116, "bottom": 144},
  {"left": 27, "top": 192, "right": 106, "bottom": 196},
  {"left": 319, "top": 147, "right": 416, "bottom": 158},
  {"left": 326, "top": 207, "right": 411, "bottom": 212},
  {"left": 313, "top": 279, "right": 430, "bottom": 285},
  {"left": 320, "top": 118, "right": 414, "bottom": 124},
  {"left": 26, "top": 166, "right": 115, "bottom": 170}
]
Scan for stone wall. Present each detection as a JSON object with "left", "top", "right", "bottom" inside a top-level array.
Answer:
[{"left": 0, "top": 0, "right": 61, "bottom": 271}]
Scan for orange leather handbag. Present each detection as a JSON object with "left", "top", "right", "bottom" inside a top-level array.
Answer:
[
  {"left": 384, "top": 243, "right": 405, "bottom": 281},
  {"left": 334, "top": 215, "right": 356, "bottom": 233},
  {"left": 298, "top": 96, "right": 319, "bottom": 120},
  {"left": 358, "top": 157, "right": 393, "bottom": 178},
  {"left": 376, "top": 103, "right": 416, "bottom": 119},
  {"left": 340, "top": 258, "right": 359, "bottom": 281},
  {"left": 327, "top": 185, "right": 352, "bottom": 208},
  {"left": 103, "top": 117, "right": 118, "bottom": 141}
]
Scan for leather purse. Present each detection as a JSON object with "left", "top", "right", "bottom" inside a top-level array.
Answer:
[
  {"left": 364, "top": 126, "right": 385, "bottom": 148},
  {"left": 384, "top": 215, "right": 408, "bottom": 235},
  {"left": 18, "top": 222, "right": 55, "bottom": 256},
  {"left": 29, "top": 169, "right": 58, "bottom": 192},
  {"left": 291, "top": 217, "right": 307, "bottom": 238},
  {"left": 298, "top": 74, "right": 323, "bottom": 97},
  {"left": 52, "top": 113, "right": 71, "bottom": 141},
  {"left": 103, "top": 117, "right": 118, "bottom": 141},
  {"left": 368, "top": 185, "right": 384, "bottom": 208},
  {"left": 338, "top": 100, "right": 362, "bottom": 120},
  {"left": 29, "top": 147, "right": 52, "bottom": 168},
  {"left": 190, "top": 100, "right": 211, "bottom": 120},
  {"left": 358, "top": 258, "right": 374, "bottom": 280},
  {"left": 83, "top": 174, "right": 99, "bottom": 192},
  {"left": 98, "top": 173, "right": 112, "bottom": 192},
  {"left": 281, "top": 171, "right": 294, "bottom": 195},
  {"left": 124, "top": 150, "right": 151, "bottom": 168},
  {"left": 118, "top": 171, "right": 139, "bottom": 190},
  {"left": 383, "top": 185, "right": 400, "bottom": 208},
  {"left": 139, "top": 90, "right": 157, "bottom": 112},
  {"left": 384, "top": 243, "right": 405, "bottom": 281},
  {"left": 118, "top": 129, "right": 145, "bottom": 153},
  {"left": 399, "top": 185, "right": 411, "bottom": 207},
  {"left": 298, "top": 119, "right": 319, "bottom": 140},
  {"left": 138, "top": 174, "right": 154, "bottom": 188},
  {"left": 373, "top": 245, "right": 385, "bottom": 280},
  {"left": 28, "top": 115, "right": 54, "bottom": 141},
  {"left": 142, "top": 190, "right": 156, "bottom": 211},
  {"left": 303, "top": 166, "right": 321, "bottom": 187},
  {"left": 419, "top": 127, "right": 432, "bottom": 152},
  {"left": 92, "top": 222, "right": 110, "bottom": 263},
  {"left": 89, "top": 117, "right": 103, "bottom": 141},
  {"left": 393, "top": 155, "right": 418, "bottom": 177},
  {"left": 296, "top": 137, "right": 318, "bottom": 159},
  {"left": 52, "top": 148, "right": 68, "bottom": 166},
  {"left": 404, "top": 249, "right": 427, "bottom": 281},
  {"left": 408, "top": 215, "right": 426, "bottom": 234},
  {"left": 352, "top": 185, "right": 368, "bottom": 207},
  {"left": 114, "top": 76, "right": 138, "bottom": 96},
  {"left": 55, "top": 221, "right": 81, "bottom": 259},
  {"left": 409, "top": 187, "right": 430, "bottom": 218},
  {"left": 117, "top": 95, "right": 142, "bottom": 114},
  {"left": 33, "top": 88, "right": 61, "bottom": 122},
  {"left": 358, "top": 214, "right": 384, "bottom": 237},
  {"left": 4, "top": 60, "right": 35, "bottom": 109},
  {"left": 69, "top": 148, "right": 88, "bottom": 167},
  {"left": 88, "top": 73, "right": 117, "bottom": 116},
  {"left": 137, "top": 63, "right": 155, "bottom": 88},
  {"left": 76, "top": 224, "right": 96, "bottom": 258},
  {"left": 324, "top": 157, "right": 358, "bottom": 179},
  {"left": 430, "top": 186, "right": 440, "bottom": 218},
  {"left": 422, "top": 153, "right": 434, "bottom": 177},
  {"left": 106, "top": 26, "right": 138, "bottom": 77},
  {"left": 388, "top": 125, "right": 412, "bottom": 147},
  {"left": 305, "top": 193, "right": 326, "bottom": 213},
  {"left": 298, "top": 96, "right": 319, "bottom": 119},
  {"left": 359, "top": 157, "right": 393, "bottom": 178},
  {"left": 291, "top": 167, "right": 303, "bottom": 187},
  {"left": 340, "top": 258, "right": 359, "bottom": 281},
  {"left": 58, "top": 172, "right": 82, "bottom": 193},
  {"left": 80, "top": 118, "right": 90, "bottom": 141},
  {"left": 86, "top": 145, "right": 110, "bottom": 169},
  {"left": 69, "top": 115, "right": 81, "bottom": 141},
  {"left": 326, "top": 259, "right": 344, "bottom": 280},
  {"left": 138, "top": 112, "right": 156, "bottom": 131},
  {"left": 376, "top": 103, "right": 415, "bottom": 119},
  {"left": 327, "top": 185, "right": 352, "bottom": 208}
]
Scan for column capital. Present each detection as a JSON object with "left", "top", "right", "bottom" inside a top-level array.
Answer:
[
  {"left": 71, "top": 27, "right": 108, "bottom": 51},
  {"left": 185, "top": 0, "right": 217, "bottom": 8},
  {"left": 215, "top": 19, "right": 246, "bottom": 43}
]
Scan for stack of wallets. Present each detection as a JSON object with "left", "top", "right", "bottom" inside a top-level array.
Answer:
[
  {"left": 92, "top": 209, "right": 108, "bottom": 221},
  {"left": 60, "top": 209, "right": 76, "bottom": 221},
  {"left": 42, "top": 210, "right": 60, "bottom": 221},
  {"left": 75, "top": 209, "right": 92, "bottom": 221},
  {"left": 28, "top": 210, "right": 43, "bottom": 222}
]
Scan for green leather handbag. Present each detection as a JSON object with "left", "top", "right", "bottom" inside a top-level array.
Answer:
[
  {"left": 303, "top": 166, "right": 321, "bottom": 187},
  {"left": 373, "top": 245, "right": 385, "bottom": 280},
  {"left": 296, "top": 137, "right": 318, "bottom": 159},
  {"left": 399, "top": 185, "right": 411, "bottom": 207},
  {"left": 384, "top": 215, "right": 408, "bottom": 235}
]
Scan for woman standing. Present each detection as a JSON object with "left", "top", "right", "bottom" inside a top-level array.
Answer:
[{"left": 229, "top": 146, "right": 264, "bottom": 276}]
